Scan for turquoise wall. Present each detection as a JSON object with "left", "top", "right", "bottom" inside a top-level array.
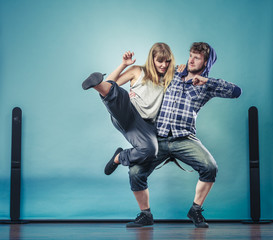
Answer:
[{"left": 0, "top": 0, "right": 272, "bottom": 220}]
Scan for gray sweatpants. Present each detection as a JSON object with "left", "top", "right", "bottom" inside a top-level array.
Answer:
[{"left": 101, "top": 81, "right": 158, "bottom": 166}]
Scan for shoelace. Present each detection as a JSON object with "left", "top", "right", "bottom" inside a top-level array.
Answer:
[
  {"left": 135, "top": 213, "right": 145, "bottom": 222},
  {"left": 195, "top": 207, "right": 206, "bottom": 223}
]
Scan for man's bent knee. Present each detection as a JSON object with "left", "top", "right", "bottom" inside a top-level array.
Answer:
[
  {"left": 199, "top": 162, "right": 218, "bottom": 182},
  {"left": 129, "top": 165, "right": 149, "bottom": 191}
]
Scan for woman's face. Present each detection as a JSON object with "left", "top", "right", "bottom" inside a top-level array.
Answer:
[{"left": 153, "top": 56, "right": 170, "bottom": 75}]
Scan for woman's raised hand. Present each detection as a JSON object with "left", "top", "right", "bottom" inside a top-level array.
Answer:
[
  {"left": 177, "top": 64, "right": 186, "bottom": 72},
  {"left": 123, "top": 51, "right": 136, "bottom": 66}
]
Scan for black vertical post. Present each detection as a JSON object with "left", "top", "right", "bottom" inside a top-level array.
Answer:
[
  {"left": 248, "top": 106, "right": 260, "bottom": 222},
  {"left": 10, "top": 107, "right": 22, "bottom": 221}
]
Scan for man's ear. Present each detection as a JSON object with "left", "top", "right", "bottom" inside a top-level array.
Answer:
[{"left": 204, "top": 61, "right": 207, "bottom": 66}]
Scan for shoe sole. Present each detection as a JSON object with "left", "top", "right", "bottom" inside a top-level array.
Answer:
[
  {"left": 126, "top": 223, "right": 154, "bottom": 228},
  {"left": 187, "top": 213, "right": 209, "bottom": 228},
  {"left": 82, "top": 72, "right": 105, "bottom": 90}
]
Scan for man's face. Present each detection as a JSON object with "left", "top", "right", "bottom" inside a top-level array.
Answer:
[{"left": 187, "top": 51, "right": 207, "bottom": 74}]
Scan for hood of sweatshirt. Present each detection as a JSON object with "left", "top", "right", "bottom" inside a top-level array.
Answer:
[{"left": 178, "top": 44, "right": 217, "bottom": 78}]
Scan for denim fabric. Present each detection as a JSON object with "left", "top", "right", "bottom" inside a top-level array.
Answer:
[
  {"left": 129, "top": 135, "right": 218, "bottom": 191},
  {"left": 101, "top": 81, "right": 158, "bottom": 166}
]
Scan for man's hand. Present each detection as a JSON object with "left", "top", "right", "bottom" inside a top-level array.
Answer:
[
  {"left": 192, "top": 75, "right": 208, "bottom": 86},
  {"left": 123, "top": 51, "right": 136, "bottom": 66},
  {"left": 177, "top": 64, "right": 186, "bottom": 72}
]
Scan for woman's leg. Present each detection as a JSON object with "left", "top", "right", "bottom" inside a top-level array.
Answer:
[
  {"left": 93, "top": 81, "right": 112, "bottom": 97},
  {"left": 101, "top": 81, "right": 135, "bottom": 131},
  {"left": 111, "top": 115, "right": 158, "bottom": 166},
  {"left": 100, "top": 81, "right": 158, "bottom": 167}
]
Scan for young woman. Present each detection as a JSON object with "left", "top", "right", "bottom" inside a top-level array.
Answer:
[{"left": 82, "top": 43, "right": 175, "bottom": 175}]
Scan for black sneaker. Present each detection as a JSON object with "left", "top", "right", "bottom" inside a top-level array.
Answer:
[
  {"left": 82, "top": 72, "right": 106, "bottom": 90},
  {"left": 187, "top": 205, "right": 209, "bottom": 228},
  {"left": 104, "top": 148, "right": 123, "bottom": 175},
  {"left": 126, "top": 211, "right": 154, "bottom": 228}
]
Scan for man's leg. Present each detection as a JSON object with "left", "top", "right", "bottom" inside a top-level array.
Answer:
[
  {"left": 185, "top": 180, "right": 214, "bottom": 228},
  {"left": 127, "top": 139, "right": 169, "bottom": 227},
  {"left": 127, "top": 163, "right": 154, "bottom": 228},
  {"left": 133, "top": 189, "right": 150, "bottom": 210},
  {"left": 194, "top": 180, "right": 214, "bottom": 206},
  {"left": 126, "top": 189, "right": 153, "bottom": 228},
  {"left": 169, "top": 135, "right": 218, "bottom": 228}
]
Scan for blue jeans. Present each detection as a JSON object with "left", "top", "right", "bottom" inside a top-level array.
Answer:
[
  {"left": 101, "top": 81, "right": 158, "bottom": 166},
  {"left": 129, "top": 135, "right": 218, "bottom": 191}
]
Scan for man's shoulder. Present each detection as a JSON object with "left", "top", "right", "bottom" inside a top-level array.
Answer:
[{"left": 172, "top": 71, "right": 183, "bottom": 81}]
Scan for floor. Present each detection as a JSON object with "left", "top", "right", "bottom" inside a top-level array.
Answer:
[{"left": 0, "top": 222, "right": 273, "bottom": 240}]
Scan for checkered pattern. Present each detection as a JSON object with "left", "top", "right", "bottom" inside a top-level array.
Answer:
[{"left": 156, "top": 71, "right": 236, "bottom": 137}]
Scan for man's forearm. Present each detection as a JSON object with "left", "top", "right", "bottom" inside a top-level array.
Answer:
[{"left": 206, "top": 78, "right": 242, "bottom": 98}]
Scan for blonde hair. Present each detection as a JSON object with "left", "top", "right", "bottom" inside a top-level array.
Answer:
[{"left": 142, "top": 42, "right": 175, "bottom": 90}]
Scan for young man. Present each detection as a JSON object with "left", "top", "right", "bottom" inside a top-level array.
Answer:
[{"left": 125, "top": 42, "right": 242, "bottom": 228}]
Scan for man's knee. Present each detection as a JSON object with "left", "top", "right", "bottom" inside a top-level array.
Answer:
[
  {"left": 199, "top": 161, "right": 218, "bottom": 182},
  {"left": 129, "top": 165, "right": 148, "bottom": 191}
]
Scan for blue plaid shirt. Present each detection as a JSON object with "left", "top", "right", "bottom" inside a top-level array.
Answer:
[{"left": 156, "top": 71, "right": 238, "bottom": 137}]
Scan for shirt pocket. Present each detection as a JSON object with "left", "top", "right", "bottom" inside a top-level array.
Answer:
[{"left": 186, "top": 85, "right": 202, "bottom": 101}]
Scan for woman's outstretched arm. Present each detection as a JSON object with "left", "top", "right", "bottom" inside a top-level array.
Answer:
[{"left": 106, "top": 51, "right": 140, "bottom": 86}]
